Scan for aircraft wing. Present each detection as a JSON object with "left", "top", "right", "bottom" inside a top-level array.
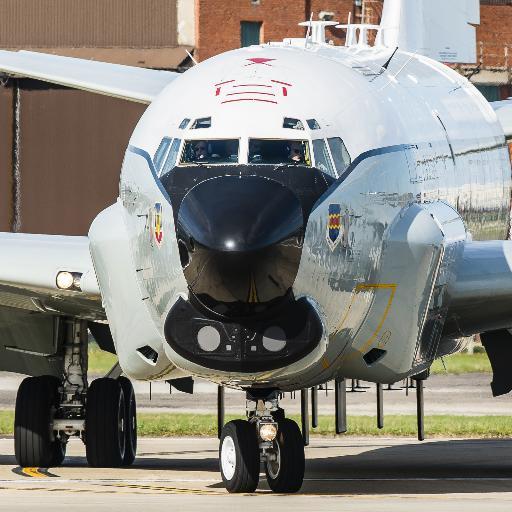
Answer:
[
  {"left": 0, "top": 50, "right": 178, "bottom": 103},
  {"left": 490, "top": 98, "right": 512, "bottom": 141},
  {"left": 0, "top": 232, "right": 104, "bottom": 321}
]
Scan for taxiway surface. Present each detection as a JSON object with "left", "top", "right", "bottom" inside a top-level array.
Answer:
[
  {"left": 0, "top": 437, "right": 510, "bottom": 511},
  {"left": 0, "top": 371, "right": 507, "bottom": 415}
]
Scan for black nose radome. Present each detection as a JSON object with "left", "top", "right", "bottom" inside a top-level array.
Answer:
[{"left": 177, "top": 175, "right": 304, "bottom": 317}]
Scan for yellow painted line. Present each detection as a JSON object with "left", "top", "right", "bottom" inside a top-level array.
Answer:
[
  {"left": 334, "top": 283, "right": 397, "bottom": 362},
  {"left": 20, "top": 467, "right": 47, "bottom": 478},
  {"left": 356, "top": 283, "right": 396, "bottom": 356}
]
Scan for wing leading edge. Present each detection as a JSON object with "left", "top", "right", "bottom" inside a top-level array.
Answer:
[
  {"left": 0, "top": 50, "right": 178, "bottom": 103},
  {"left": 0, "top": 232, "right": 103, "bottom": 321}
]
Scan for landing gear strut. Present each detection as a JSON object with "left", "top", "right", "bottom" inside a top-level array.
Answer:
[
  {"left": 14, "top": 318, "right": 137, "bottom": 468},
  {"left": 219, "top": 390, "right": 305, "bottom": 493}
]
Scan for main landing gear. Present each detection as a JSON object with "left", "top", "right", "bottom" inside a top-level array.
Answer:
[
  {"left": 219, "top": 390, "right": 305, "bottom": 493},
  {"left": 14, "top": 318, "right": 137, "bottom": 468}
]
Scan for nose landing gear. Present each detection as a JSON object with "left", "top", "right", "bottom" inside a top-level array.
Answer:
[{"left": 218, "top": 390, "right": 305, "bottom": 494}]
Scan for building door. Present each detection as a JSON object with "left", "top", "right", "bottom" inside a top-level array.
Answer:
[{"left": 241, "top": 21, "right": 262, "bottom": 47}]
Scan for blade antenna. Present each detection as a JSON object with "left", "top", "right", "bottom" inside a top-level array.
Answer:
[
  {"left": 217, "top": 385, "right": 225, "bottom": 439},
  {"left": 185, "top": 49, "right": 198, "bottom": 66},
  {"left": 304, "top": 11, "right": 313, "bottom": 48},
  {"left": 376, "top": 382, "right": 384, "bottom": 429},
  {"left": 300, "top": 388, "right": 310, "bottom": 446},
  {"left": 335, "top": 378, "right": 347, "bottom": 434},
  {"left": 311, "top": 386, "right": 318, "bottom": 428}
]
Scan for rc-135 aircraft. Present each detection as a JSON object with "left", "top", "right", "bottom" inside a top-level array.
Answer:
[{"left": 1, "top": 0, "right": 512, "bottom": 494}]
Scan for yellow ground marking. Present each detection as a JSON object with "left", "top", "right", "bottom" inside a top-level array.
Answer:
[
  {"left": 334, "top": 283, "right": 397, "bottom": 361},
  {"left": 20, "top": 468, "right": 47, "bottom": 478}
]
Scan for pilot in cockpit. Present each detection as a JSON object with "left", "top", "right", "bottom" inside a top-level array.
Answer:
[
  {"left": 194, "top": 141, "right": 210, "bottom": 160},
  {"left": 287, "top": 141, "right": 305, "bottom": 164}
]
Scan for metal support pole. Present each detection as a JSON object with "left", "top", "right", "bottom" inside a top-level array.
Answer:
[
  {"left": 311, "top": 386, "right": 318, "bottom": 428},
  {"left": 376, "top": 382, "right": 384, "bottom": 429},
  {"left": 335, "top": 378, "right": 347, "bottom": 434},
  {"left": 217, "top": 386, "right": 225, "bottom": 439},
  {"left": 300, "top": 388, "right": 309, "bottom": 446},
  {"left": 416, "top": 379, "right": 425, "bottom": 441}
]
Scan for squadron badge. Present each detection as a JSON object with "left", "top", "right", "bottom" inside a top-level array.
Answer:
[
  {"left": 153, "top": 202, "right": 163, "bottom": 247},
  {"left": 327, "top": 203, "right": 342, "bottom": 251}
]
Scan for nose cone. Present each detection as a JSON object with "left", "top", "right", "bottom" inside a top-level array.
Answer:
[{"left": 177, "top": 176, "right": 304, "bottom": 316}]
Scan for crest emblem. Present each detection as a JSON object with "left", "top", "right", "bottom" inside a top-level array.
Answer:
[
  {"left": 153, "top": 202, "right": 163, "bottom": 246},
  {"left": 327, "top": 203, "right": 342, "bottom": 251}
]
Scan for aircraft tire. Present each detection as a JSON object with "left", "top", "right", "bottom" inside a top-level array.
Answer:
[
  {"left": 118, "top": 376, "right": 137, "bottom": 466},
  {"left": 219, "top": 420, "right": 260, "bottom": 493},
  {"left": 14, "top": 375, "right": 66, "bottom": 468},
  {"left": 85, "top": 378, "right": 126, "bottom": 467},
  {"left": 265, "top": 418, "right": 305, "bottom": 493}
]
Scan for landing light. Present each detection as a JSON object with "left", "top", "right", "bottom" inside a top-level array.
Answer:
[
  {"left": 56, "top": 271, "right": 82, "bottom": 291},
  {"left": 56, "top": 271, "right": 74, "bottom": 290},
  {"left": 259, "top": 422, "right": 278, "bottom": 442}
]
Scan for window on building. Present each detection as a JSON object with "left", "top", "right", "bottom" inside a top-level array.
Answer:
[
  {"left": 241, "top": 21, "right": 262, "bottom": 47},
  {"left": 476, "top": 85, "right": 501, "bottom": 102}
]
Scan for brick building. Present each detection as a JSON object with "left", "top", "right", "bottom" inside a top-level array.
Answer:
[
  {"left": 0, "top": 0, "right": 511, "bottom": 236},
  {"left": 195, "top": 0, "right": 512, "bottom": 100}
]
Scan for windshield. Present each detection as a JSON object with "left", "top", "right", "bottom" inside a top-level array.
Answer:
[
  {"left": 180, "top": 139, "right": 239, "bottom": 164},
  {"left": 248, "top": 139, "right": 311, "bottom": 166}
]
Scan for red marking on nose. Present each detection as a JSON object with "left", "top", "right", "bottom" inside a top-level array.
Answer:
[
  {"left": 282, "top": 87, "right": 288, "bottom": 96},
  {"left": 245, "top": 58, "right": 275, "bottom": 66},
  {"left": 271, "top": 79, "right": 292, "bottom": 86}
]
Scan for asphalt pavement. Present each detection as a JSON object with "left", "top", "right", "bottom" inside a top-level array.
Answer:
[{"left": 0, "top": 436, "right": 510, "bottom": 511}]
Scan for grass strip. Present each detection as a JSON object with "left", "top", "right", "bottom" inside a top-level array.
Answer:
[
  {"left": 430, "top": 352, "right": 491, "bottom": 374},
  {"left": 0, "top": 411, "right": 509, "bottom": 437},
  {"left": 137, "top": 414, "right": 512, "bottom": 438}
]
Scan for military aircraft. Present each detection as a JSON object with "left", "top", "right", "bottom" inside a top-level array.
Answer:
[{"left": 0, "top": 0, "right": 511, "bottom": 494}]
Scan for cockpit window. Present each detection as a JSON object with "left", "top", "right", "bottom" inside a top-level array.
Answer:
[
  {"left": 159, "top": 138, "right": 182, "bottom": 176},
  {"left": 179, "top": 118, "right": 190, "bottom": 129},
  {"left": 180, "top": 139, "right": 239, "bottom": 164},
  {"left": 248, "top": 139, "right": 311, "bottom": 166},
  {"left": 190, "top": 117, "right": 211, "bottom": 129},
  {"left": 306, "top": 119, "right": 321, "bottom": 130},
  {"left": 283, "top": 117, "right": 304, "bottom": 130},
  {"left": 327, "top": 137, "right": 351, "bottom": 175},
  {"left": 153, "top": 137, "right": 172, "bottom": 172},
  {"left": 312, "top": 139, "right": 336, "bottom": 177}
]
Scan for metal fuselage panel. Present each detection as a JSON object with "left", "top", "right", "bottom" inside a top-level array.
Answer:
[{"left": 96, "top": 44, "right": 511, "bottom": 388}]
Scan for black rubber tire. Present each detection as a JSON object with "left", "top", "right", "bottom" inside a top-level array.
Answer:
[
  {"left": 219, "top": 420, "right": 260, "bottom": 493},
  {"left": 85, "top": 378, "right": 126, "bottom": 467},
  {"left": 118, "top": 376, "right": 137, "bottom": 466},
  {"left": 14, "top": 375, "right": 66, "bottom": 468},
  {"left": 265, "top": 418, "right": 305, "bottom": 493}
]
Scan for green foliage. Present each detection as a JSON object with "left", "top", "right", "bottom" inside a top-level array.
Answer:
[
  {"left": 137, "top": 413, "right": 512, "bottom": 438},
  {"left": 0, "top": 409, "right": 508, "bottom": 438},
  {"left": 88, "top": 342, "right": 117, "bottom": 375},
  {"left": 431, "top": 352, "right": 491, "bottom": 374}
]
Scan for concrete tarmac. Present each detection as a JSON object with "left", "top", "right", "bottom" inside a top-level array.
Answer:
[{"left": 0, "top": 436, "right": 510, "bottom": 511}]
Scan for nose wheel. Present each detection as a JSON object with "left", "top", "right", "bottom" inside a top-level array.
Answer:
[
  {"left": 219, "top": 420, "right": 260, "bottom": 493},
  {"left": 218, "top": 393, "right": 305, "bottom": 494},
  {"left": 264, "top": 418, "right": 305, "bottom": 493}
]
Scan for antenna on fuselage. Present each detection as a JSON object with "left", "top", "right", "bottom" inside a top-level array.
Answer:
[
  {"left": 185, "top": 49, "right": 198, "bottom": 66},
  {"left": 304, "top": 11, "right": 313, "bottom": 48}
]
